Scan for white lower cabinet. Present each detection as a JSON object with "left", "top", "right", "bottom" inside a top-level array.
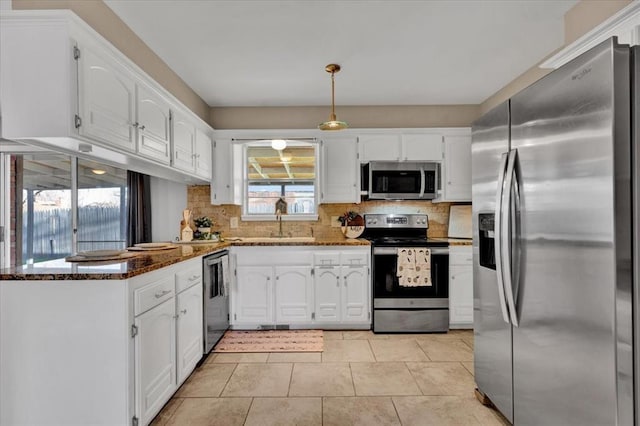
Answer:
[
  {"left": 135, "top": 297, "right": 177, "bottom": 426},
  {"left": 275, "top": 266, "right": 313, "bottom": 323},
  {"left": 314, "top": 267, "right": 341, "bottom": 322},
  {"left": 231, "top": 246, "right": 370, "bottom": 329},
  {"left": 449, "top": 245, "right": 473, "bottom": 328},
  {"left": 133, "top": 257, "right": 204, "bottom": 426},
  {"left": 176, "top": 281, "right": 203, "bottom": 385},
  {"left": 235, "top": 266, "right": 274, "bottom": 324},
  {"left": 342, "top": 266, "right": 369, "bottom": 322}
]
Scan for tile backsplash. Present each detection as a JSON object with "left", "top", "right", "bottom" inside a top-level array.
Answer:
[{"left": 186, "top": 185, "right": 456, "bottom": 239}]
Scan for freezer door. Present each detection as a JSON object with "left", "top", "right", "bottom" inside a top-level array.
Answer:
[
  {"left": 510, "top": 39, "right": 632, "bottom": 425},
  {"left": 471, "top": 101, "right": 513, "bottom": 423}
]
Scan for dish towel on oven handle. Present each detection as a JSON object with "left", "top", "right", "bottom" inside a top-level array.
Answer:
[{"left": 396, "top": 248, "right": 432, "bottom": 287}]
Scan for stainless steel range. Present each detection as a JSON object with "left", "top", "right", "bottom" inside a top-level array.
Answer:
[{"left": 363, "top": 214, "right": 449, "bottom": 333}]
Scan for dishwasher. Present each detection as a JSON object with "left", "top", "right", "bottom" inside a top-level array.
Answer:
[{"left": 203, "top": 250, "right": 230, "bottom": 353}]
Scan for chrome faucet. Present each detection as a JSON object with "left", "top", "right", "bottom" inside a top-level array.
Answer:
[{"left": 276, "top": 209, "right": 283, "bottom": 237}]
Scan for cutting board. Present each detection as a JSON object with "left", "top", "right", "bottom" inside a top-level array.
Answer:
[{"left": 448, "top": 205, "right": 472, "bottom": 239}]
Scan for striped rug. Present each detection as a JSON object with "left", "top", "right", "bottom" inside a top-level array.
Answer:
[{"left": 213, "top": 330, "right": 323, "bottom": 353}]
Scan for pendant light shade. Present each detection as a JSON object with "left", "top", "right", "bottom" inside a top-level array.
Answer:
[{"left": 319, "top": 64, "right": 348, "bottom": 131}]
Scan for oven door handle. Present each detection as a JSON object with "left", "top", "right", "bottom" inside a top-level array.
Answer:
[
  {"left": 373, "top": 247, "right": 449, "bottom": 255},
  {"left": 419, "top": 166, "right": 426, "bottom": 198}
]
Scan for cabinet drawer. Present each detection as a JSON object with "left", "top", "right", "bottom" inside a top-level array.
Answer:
[
  {"left": 135, "top": 276, "right": 175, "bottom": 316},
  {"left": 314, "top": 252, "right": 340, "bottom": 267},
  {"left": 340, "top": 252, "right": 369, "bottom": 267},
  {"left": 176, "top": 268, "right": 202, "bottom": 293}
]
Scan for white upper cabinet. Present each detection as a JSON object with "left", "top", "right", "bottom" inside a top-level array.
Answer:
[
  {"left": 439, "top": 133, "right": 472, "bottom": 202},
  {"left": 211, "top": 139, "right": 233, "bottom": 205},
  {"left": 0, "top": 11, "right": 213, "bottom": 183},
  {"left": 358, "top": 132, "right": 443, "bottom": 162},
  {"left": 136, "top": 83, "right": 171, "bottom": 164},
  {"left": 321, "top": 136, "right": 360, "bottom": 203},
  {"left": 194, "top": 127, "right": 212, "bottom": 179},
  {"left": 401, "top": 133, "right": 443, "bottom": 161},
  {"left": 172, "top": 110, "right": 196, "bottom": 173},
  {"left": 358, "top": 134, "right": 402, "bottom": 162},
  {"left": 77, "top": 42, "right": 136, "bottom": 152}
]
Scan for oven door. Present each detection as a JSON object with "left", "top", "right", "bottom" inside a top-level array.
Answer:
[{"left": 372, "top": 246, "right": 449, "bottom": 301}]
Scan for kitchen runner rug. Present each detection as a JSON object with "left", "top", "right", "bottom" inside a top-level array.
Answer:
[{"left": 213, "top": 330, "right": 323, "bottom": 353}]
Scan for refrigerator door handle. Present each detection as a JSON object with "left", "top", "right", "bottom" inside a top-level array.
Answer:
[
  {"left": 502, "top": 149, "right": 520, "bottom": 327},
  {"left": 494, "top": 152, "right": 511, "bottom": 324}
]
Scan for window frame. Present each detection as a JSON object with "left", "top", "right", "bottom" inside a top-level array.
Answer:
[{"left": 241, "top": 140, "right": 320, "bottom": 222}]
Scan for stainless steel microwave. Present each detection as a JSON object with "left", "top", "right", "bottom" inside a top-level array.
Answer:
[{"left": 362, "top": 161, "right": 439, "bottom": 200}]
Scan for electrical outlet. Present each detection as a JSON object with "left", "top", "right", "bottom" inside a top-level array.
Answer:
[
  {"left": 230, "top": 217, "right": 239, "bottom": 228},
  {"left": 331, "top": 216, "right": 341, "bottom": 228}
]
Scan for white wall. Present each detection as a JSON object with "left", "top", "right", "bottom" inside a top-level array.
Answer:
[{"left": 150, "top": 176, "right": 187, "bottom": 242}]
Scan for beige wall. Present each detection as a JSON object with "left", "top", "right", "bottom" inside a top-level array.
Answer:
[
  {"left": 12, "top": 0, "right": 210, "bottom": 122},
  {"left": 210, "top": 105, "right": 481, "bottom": 129},
  {"left": 480, "top": 0, "right": 632, "bottom": 115},
  {"left": 565, "top": 0, "right": 632, "bottom": 44}
]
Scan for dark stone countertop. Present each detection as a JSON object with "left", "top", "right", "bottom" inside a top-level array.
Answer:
[{"left": 0, "top": 238, "right": 371, "bottom": 281}]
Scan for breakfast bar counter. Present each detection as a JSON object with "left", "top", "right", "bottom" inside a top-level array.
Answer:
[{"left": 0, "top": 238, "right": 370, "bottom": 281}]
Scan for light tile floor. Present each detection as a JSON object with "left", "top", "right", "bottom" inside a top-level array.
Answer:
[{"left": 152, "top": 330, "right": 509, "bottom": 426}]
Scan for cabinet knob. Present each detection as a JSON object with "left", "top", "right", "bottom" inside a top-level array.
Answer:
[
  {"left": 180, "top": 309, "right": 187, "bottom": 314},
  {"left": 336, "top": 276, "right": 340, "bottom": 287},
  {"left": 139, "top": 125, "right": 145, "bottom": 131}
]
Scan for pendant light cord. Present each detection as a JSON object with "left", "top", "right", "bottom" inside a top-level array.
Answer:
[{"left": 331, "top": 71, "right": 336, "bottom": 120}]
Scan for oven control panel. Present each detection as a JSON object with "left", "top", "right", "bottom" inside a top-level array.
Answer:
[{"left": 364, "top": 214, "right": 429, "bottom": 229}]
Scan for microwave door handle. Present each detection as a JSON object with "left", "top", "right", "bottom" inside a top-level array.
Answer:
[{"left": 419, "top": 167, "right": 425, "bottom": 198}]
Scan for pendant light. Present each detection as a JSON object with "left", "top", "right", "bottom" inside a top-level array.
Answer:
[{"left": 318, "top": 64, "right": 348, "bottom": 131}]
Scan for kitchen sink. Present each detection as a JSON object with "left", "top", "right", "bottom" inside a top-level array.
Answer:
[{"left": 229, "top": 236, "right": 316, "bottom": 243}]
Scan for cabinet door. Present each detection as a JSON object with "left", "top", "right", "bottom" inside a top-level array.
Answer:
[
  {"left": 235, "top": 266, "right": 273, "bottom": 324},
  {"left": 172, "top": 110, "right": 195, "bottom": 172},
  {"left": 176, "top": 282, "right": 203, "bottom": 385},
  {"left": 402, "top": 133, "right": 443, "bottom": 161},
  {"left": 442, "top": 134, "right": 472, "bottom": 201},
  {"left": 135, "top": 298, "right": 176, "bottom": 426},
  {"left": 342, "top": 266, "right": 369, "bottom": 322},
  {"left": 358, "top": 134, "right": 401, "bottom": 162},
  {"left": 78, "top": 44, "right": 136, "bottom": 151},
  {"left": 274, "top": 266, "right": 313, "bottom": 323},
  {"left": 449, "top": 265, "right": 473, "bottom": 326},
  {"left": 211, "top": 139, "right": 233, "bottom": 205},
  {"left": 194, "top": 127, "right": 212, "bottom": 179},
  {"left": 314, "top": 267, "right": 341, "bottom": 322},
  {"left": 321, "top": 137, "right": 359, "bottom": 203},
  {"left": 136, "top": 84, "right": 171, "bottom": 164}
]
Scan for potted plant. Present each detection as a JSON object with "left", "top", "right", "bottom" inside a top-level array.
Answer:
[{"left": 194, "top": 216, "right": 213, "bottom": 235}]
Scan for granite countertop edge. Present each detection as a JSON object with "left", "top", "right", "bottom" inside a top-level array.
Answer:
[{"left": 0, "top": 238, "right": 371, "bottom": 281}]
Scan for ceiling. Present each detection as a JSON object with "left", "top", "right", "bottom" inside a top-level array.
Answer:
[{"left": 104, "top": 0, "right": 578, "bottom": 108}]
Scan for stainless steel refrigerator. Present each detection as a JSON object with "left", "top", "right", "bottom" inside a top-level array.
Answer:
[{"left": 472, "top": 38, "right": 637, "bottom": 425}]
